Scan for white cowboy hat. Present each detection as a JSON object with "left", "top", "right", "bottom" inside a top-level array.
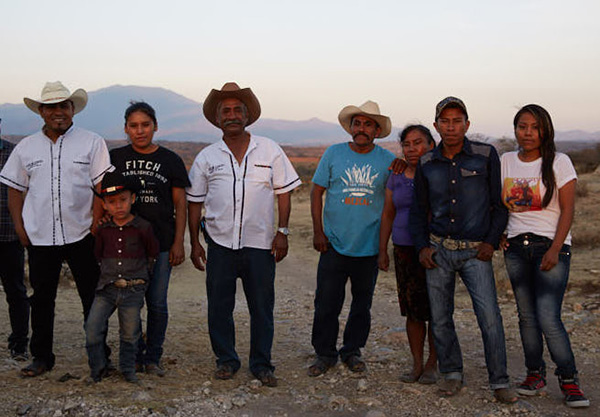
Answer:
[
  {"left": 23, "top": 81, "right": 88, "bottom": 115},
  {"left": 203, "top": 82, "right": 261, "bottom": 127},
  {"left": 338, "top": 100, "right": 392, "bottom": 138}
]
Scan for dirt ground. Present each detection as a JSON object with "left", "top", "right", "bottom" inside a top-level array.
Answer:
[{"left": 0, "top": 174, "right": 598, "bottom": 417}]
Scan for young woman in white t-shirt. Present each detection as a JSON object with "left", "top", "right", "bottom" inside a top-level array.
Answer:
[{"left": 500, "top": 104, "right": 589, "bottom": 408}]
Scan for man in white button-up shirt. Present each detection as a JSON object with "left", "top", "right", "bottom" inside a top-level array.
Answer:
[
  {"left": 187, "top": 82, "right": 300, "bottom": 387},
  {"left": 0, "top": 82, "right": 111, "bottom": 377}
]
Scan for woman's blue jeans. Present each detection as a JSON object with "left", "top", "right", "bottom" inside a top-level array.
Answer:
[
  {"left": 504, "top": 233, "right": 577, "bottom": 377},
  {"left": 138, "top": 251, "right": 172, "bottom": 365}
]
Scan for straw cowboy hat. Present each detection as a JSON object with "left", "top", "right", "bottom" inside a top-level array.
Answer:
[
  {"left": 23, "top": 81, "right": 88, "bottom": 115},
  {"left": 203, "top": 82, "right": 261, "bottom": 127},
  {"left": 338, "top": 100, "right": 392, "bottom": 138}
]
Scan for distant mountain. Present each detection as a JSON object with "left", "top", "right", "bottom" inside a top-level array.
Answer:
[{"left": 1, "top": 85, "right": 599, "bottom": 145}]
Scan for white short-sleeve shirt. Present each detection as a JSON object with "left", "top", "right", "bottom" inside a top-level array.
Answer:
[
  {"left": 186, "top": 135, "right": 301, "bottom": 250},
  {"left": 501, "top": 151, "right": 577, "bottom": 244},
  {"left": 0, "top": 126, "right": 112, "bottom": 246}
]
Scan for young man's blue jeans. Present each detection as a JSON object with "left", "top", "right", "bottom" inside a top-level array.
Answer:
[
  {"left": 311, "top": 246, "right": 378, "bottom": 364},
  {"left": 426, "top": 242, "right": 510, "bottom": 389},
  {"left": 138, "top": 251, "right": 171, "bottom": 366},
  {"left": 86, "top": 283, "right": 145, "bottom": 378},
  {"left": 206, "top": 238, "right": 275, "bottom": 376},
  {"left": 504, "top": 233, "right": 577, "bottom": 377}
]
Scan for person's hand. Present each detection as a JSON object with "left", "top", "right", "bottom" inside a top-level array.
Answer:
[
  {"left": 15, "top": 225, "right": 30, "bottom": 247},
  {"left": 476, "top": 242, "right": 495, "bottom": 261},
  {"left": 540, "top": 246, "right": 560, "bottom": 271},
  {"left": 169, "top": 241, "right": 185, "bottom": 266},
  {"left": 499, "top": 234, "right": 509, "bottom": 251},
  {"left": 419, "top": 247, "right": 437, "bottom": 269},
  {"left": 91, "top": 213, "right": 112, "bottom": 236},
  {"left": 190, "top": 242, "right": 206, "bottom": 271},
  {"left": 378, "top": 251, "right": 389, "bottom": 271},
  {"left": 313, "top": 230, "right": 329, "bottom": 252},
  {"left": 271, "top": 232, "right": 289, "bottom": 262},
  {"left": 389, "top": 158, "right": 408, "bottom": 174}
]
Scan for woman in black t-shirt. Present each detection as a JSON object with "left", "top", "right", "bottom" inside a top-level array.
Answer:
[{"left": 110, "top": 102, "right": 190, "bottom": 376}]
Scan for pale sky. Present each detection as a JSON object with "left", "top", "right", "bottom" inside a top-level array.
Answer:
[{"left": 1, "top": 0, "right": 599, "bottom": 137}]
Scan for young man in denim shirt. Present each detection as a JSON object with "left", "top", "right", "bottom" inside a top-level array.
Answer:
[{"left": 410, "top": 97, "right": 516, "bottom": 403}]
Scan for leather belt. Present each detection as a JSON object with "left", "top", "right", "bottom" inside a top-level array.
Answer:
[
  {"left": 112, "top": 279, "right": 146, "bottom": 288},
  {"left": 430, "top": 234, "right": 481, "bottom": 251}
]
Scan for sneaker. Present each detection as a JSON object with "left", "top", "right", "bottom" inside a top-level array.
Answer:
[
  {"left": 10, "top": 349, "right": 29, "bottom": 362},
  {"left": 516, "top": 371, "right": 546, "bottom": 396},
  {"left": 559, "top": 376, "right": 590, "bottom": 408}
]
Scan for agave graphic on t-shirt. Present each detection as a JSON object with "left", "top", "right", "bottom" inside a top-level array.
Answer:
[{"left": 341, "top": 164, "right": 379, "bottom": 197}]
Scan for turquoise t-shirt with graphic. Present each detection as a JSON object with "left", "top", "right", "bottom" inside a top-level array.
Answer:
[{"left": 312, "top": 143, "right": 395, "bottom": 257}]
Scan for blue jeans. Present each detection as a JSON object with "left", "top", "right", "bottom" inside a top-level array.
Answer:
[
  {"left": 426, "top": 242, "right": 509, "bottom": 389},
  {"left": 138, "top": 251, "right": 171, "bottom": 365},
  {"left": 504, "top": 233, "right": 577, "bottom": 377},
  {"left": 0, "top": 240, "right": 29, "bottom": 352},
  {"left": 311, "top": 246, "right": 378, "bottom": 363},
  {"left": 86, "top": 283, "right": 146, "bottom": 377},
  {"left": 206, "top": 238, "right": 275, "bottom": 375}
]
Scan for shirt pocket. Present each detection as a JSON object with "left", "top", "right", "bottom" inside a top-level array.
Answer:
[
  {"left": 460, "top": 159, "right": 488, "bottom": 179},
  {"left": 247, "top": 163, "right": 272, "bottom": 185}
]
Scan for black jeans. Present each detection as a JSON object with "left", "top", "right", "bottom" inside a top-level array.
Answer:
[
  {"left": 27, "top": 234, "right": 100, "bottom": 367},
  {"left": 0, "top": 240, "right": 29, "bottom": 352},
  {"left": 311, "top": 246, "right": 378, "bottom": 363}
]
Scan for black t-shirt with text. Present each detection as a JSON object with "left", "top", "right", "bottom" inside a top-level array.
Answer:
[{"left": 110, "top": 145, "right": 190, "bottom": 252}]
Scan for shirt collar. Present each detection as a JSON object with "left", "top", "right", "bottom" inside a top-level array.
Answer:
[
  {"left": 431, "top": 136, "right": 472, "bottom": 160},
  {"left": 218, "top": 134, "right": 257, "bottom": 156}
]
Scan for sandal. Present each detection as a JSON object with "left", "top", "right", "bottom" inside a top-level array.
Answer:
[
  {"left": 418, "top": 369, "right": 438, "bottom": 385},
  {"left": 438, "top": 378, "right": 463, "bottom": 397},
  {"left": 214, "top": 363, "right": 237, "bottom": 380},
  {"left": 308, "top": 357, "right": 334, "bottom": 377},
  {"left": 494, "top": 387, "right": 518, "bottom": 404},
  {"left": 21, "top": 360, "right": 51, "bottom": 378},
  {"left": 400, "top": 371, "right": 421, "bottom": 383},
  {"left": 343, "top": 355, "right": 366, "bottom": 373},
  {"left": 255, "top": 369, "right": 278, "bottom": 387}
]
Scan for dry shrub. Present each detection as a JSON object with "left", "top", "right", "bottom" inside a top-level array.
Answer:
[{"left": 576, "top": 180, "right": 589, "bottom": 198}]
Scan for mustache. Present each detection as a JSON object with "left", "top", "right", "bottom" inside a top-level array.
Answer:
[
  {"left": 224, "top": 120, "right": 243, "bottom": 127},
  {"left": 353, "top": 133, "right": 369, "bottom": 140}
]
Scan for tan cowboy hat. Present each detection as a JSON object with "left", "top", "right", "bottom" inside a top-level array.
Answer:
[
  {"left": 338, "top": 100, "right": 392, "bottom": 138},
  {"left": 23, "top": 81, "right": 88, "bottom": 115},
  {"left": 203, "top": 82, "right": 261, "bottom": 127}
]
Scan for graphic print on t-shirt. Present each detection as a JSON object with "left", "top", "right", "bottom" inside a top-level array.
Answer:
[
  {"left": 502, "top": 177, "right": 542, "bottom": 212},
  {"left": 341, "top": 164, "right": 379, "bottom": 206},
  {"left": 124, "top": 159, "right": 167, "bottom": 204}
]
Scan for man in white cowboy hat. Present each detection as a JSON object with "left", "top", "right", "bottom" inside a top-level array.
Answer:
[
  {"left": 0, "top": 81, "right": 112, "bottom": 377},
  {"left": 308, "top": 101, "right": 396, "bottom": 377},
  {"left": 187, "top": 82, "right": 300, "bottom": 387}
]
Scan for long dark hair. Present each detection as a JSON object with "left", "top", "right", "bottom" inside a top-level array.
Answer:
[{"left": 513, "top": 104, "right": 555, "bottom": 208}]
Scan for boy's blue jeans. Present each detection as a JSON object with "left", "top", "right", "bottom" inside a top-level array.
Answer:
[
  {"left": 426, "top": 242, "right": 510, "bottom": 389},
  {"left": 504, "top": 233, "right": 577, "bottom": 377},
  {"left": 86, "top": 283, "right": 146, "bottom": 378}
]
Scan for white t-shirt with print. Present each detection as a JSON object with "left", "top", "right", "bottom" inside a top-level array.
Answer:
[{"left": 501, "top": 151, "right": 577, "bottom": 245}]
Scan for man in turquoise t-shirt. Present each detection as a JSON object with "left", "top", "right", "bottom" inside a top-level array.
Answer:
[{"left": 309, "top": 101, "right": 395, "bottom": 377}]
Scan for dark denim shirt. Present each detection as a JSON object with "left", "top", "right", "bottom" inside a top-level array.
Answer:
[{"left": 409, "top": 137, "right": 508, "bottom": 253}]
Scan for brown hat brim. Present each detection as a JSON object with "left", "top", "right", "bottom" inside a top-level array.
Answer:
[{"left": 202, "top": 86, "right": 261, "bottom": 128}]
